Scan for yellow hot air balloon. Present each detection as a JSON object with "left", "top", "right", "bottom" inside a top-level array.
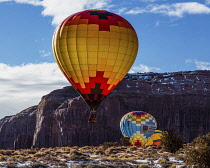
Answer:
[
  {"left": 52, "top": 10, "right": 138, "bottom": 123},
  {"left": 145, "top": 130, "right": 162, "bottom": 145}
]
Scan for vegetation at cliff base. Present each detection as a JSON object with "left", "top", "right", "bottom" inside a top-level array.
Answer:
[
  {"left": 0, "top": 132, "right": 210, "bottom": 167},
  {"left": 161, "top": 130, "right": 184, "bottom": 153},
  {"left": 185, "top": 132, "right": 210, "bottom": 167},
  {"left": 0, "top": 144, "right": 185, "bottom": 168}
]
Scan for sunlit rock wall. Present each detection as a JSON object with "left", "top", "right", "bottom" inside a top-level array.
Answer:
[{"left": 0, "top": 70, "right": 210, "bottom": 149}]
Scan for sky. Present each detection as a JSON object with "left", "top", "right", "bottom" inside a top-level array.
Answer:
[{"left": 0, "top": 0, "right": 210, "bottom": 118}]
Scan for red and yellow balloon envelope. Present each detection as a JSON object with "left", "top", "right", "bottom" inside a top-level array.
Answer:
[
  {"left": 52, "top": 10, "right": 138, "bottom": 123},
  {"left": 120, "top": 111, "right": 157, "bottom": 146},
  {"left": 145, "top": 130, "right": 162, "bottom": 145}
]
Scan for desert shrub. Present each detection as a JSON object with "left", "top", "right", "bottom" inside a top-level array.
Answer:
[
  {"left": 70, "top": 149, "right": 82, "bottom": 155},
  {"left": 138, "top": 164, "right": 150, "bottom": 168},
  {"left": 15, "top": 155, "right": 29, "bottom": 162},
  {"left": 75, "top": 164, "right": 108, "bottom": 168},
  {"left": 187, "top": 147, "right": 210, "bottom": 166},
  {"left": 69, "top": 150, "right": 87, "bottom": 160},
  {"left": 105, "top": 147, "right": 119, "bottom": 154},
  {"left": 58, "top": 162, "right": 68, "bottom": 167},
  {"left": 118, "top": 154, "right": 129, "bottom": 158},
  {"left": 70, "top": 154, "right": 87, "bottom": 160},
  {"left": 33, "top": 152, "right": 42, "bottom": 157},
  {"left": 5, "top": 164, "right": 17, "bottom": 168},
  {"left": 185, "top": 132, "right": 210, "bottom": 167},
  {"left": 95, "top": 149, "right": 105, "bottom": 155},
  {"left": 161, "top": 163, "right": 171, "bottom": 168},
  {"left": 107, "top": 146, "right": 127, "bottom": 154},
  {"left": 72, "top": 146, "right": 79, "bottom": 150},
  {"left": 31, "top": 162, "right": 48, "bottom": 168},
  {"left": 43, "top": 155, "right": 60, "bottom": 162},
  {"left": 27, "top": 150, "right": 37, "bottom": 154},
  {"left": 120, "top": 137, "right": 131, "bottom": 146},
  {"left": 0, "top": 156, "right": 6, "bottom": 161},
  {"left": 161, "top": 130, "right": 184, "bottom": 153},
  {"left": 13, "top": 151, "right": 20, "bottom": 155},
  {"left": 130, "top": 146, "right": 138, "bottom": 151},
  {"left": 169, "top": 163, "right": 177, "bottom": 168},
  {"left": 192, "top": 132, "right": 210, "bottom": 147},
  {"left": 142, "top": 154, "right": 152, "bottom": 159},
  {"left": 44, "top": 150, "right": 52, "bottom": 155},
  {"left": 0, "top": 150, "right": 14, "bottom": 156},
  {"left": 81, "top": 146, "right": 92, "bottom": 150},
  {"left": 157, "top": 158, "right": 167, "bottom": 164},
  {"left": 174, "top": 155, "right": 184, "bottom": 161},
  {"left": 151, "top": 144, "right": 162, "bottom": 150}
]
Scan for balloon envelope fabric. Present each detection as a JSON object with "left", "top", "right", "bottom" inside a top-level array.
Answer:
[
  {"left": 145, "top": 130, "right": 162, "bottom": 145},
  {"left": 52, "top": 10, "right": 138, "bottom": 112},
  {"left": 120, "top": 111, "right": 157, "bottom": 146}
]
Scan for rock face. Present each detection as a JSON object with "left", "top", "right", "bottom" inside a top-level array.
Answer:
[{"left": 1, "top": 70, "right": 210, "bottom": 149}]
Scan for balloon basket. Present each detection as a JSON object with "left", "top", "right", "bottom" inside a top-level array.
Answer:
[{"left": 88, "top": 111, "right": 97, "bottom": 123}]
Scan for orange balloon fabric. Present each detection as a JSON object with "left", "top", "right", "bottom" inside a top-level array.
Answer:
[{"left": 53, "top": 10, "right": 138, "bottom": 111}]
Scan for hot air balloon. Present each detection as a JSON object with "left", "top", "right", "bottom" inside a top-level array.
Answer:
[
  {"left": 120, "top": 111, "right": 157, "bottom": 146},
  {"left": 145, "top": 130, "right": 162, "bottom": 145},
  {"left": 52, "top": 10, "right": 138, "bottom": 123}
]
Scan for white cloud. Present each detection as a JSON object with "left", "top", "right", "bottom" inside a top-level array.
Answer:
[
  {"left": 129, "top": 64, "right": 160, "bottom": 73},
  {"left": 41, "top": 0, "right": 112, "bottom": 25},
  {"left": 206, "top": 0, "right": 210, "bottom": 5},
  {"left": 5, "top": 0, "right": 42, "bottom": 6},
  {"left": 185, "top": 59, "right": 210, "bottom": 70},
  {"left": 126, "top": 7, "right": 147, "bottom": 14},
  {"left": 1, "top": 0, "right": 112, "bottom": 25},
  {"left": 115, "top": 7, "right": 127, "bottom": 15},
  {"left": 167, "top": 2, "right": 210, "bottom": 17},
  {"left": 39, "top": 50, "right": 52, "bottom": 57},
  {"left": 126, "top": 2, "right": 210, "bottom": 17},
  {"left": 138, "top": 0, "right": 166, "bottom": 2},
  {"left": 185, "top": 59, "right": 193, "bottom": 64},
  {"left": 155, "top": 20, "right": 160, "bottom": 27},
  {"left": 1, "top": 1, "right": 210, "bottom": 24},
  {"left": 195, "top": 61, "right": 210, "bottom": 70},
  {"left": 0, "top": 63, "right": 69, "bottom": 119}
]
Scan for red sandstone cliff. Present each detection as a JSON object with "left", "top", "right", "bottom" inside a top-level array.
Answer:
[{"left": 1, "top": 70, "right": 210, "bottom": 149}]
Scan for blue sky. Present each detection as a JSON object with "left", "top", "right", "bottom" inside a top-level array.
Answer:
[{"left": 1, "top": 0, "right": 210, "bottom": 118}]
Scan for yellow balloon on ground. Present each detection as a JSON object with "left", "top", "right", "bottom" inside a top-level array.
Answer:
[{"left": 145, "top": 130, "right": 162, "bottom": 145}]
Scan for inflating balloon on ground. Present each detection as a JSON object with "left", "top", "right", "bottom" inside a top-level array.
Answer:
[
  {"left": 120, "top": 111, "right": 157, "bottom": 146},
  {"left": 145, "top": 130, "right": 162, "bottom": 145}
]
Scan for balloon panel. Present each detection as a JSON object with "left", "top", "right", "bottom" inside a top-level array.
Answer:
[
  {"left": 145, "top": 130, "right": 162, "bottom": 145},
  {"left": 120, "top": 111, "right": 157, "bottom": 146},
  {"left": 53, "top": 10, "right": 138, "bottom": 110}
]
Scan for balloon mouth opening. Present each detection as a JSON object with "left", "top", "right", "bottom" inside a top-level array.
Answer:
[{"left": 88, "top": 111, "right": 97, "bottom": 123}]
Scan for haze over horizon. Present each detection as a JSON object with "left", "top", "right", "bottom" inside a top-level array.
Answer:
[{"left": 1, "top": 0, "right": 210, "bottom": 118}]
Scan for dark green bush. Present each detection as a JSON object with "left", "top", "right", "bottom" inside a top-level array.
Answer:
[
  {"left": 192, "top": 132, "right": 210, "bottom": 147},
  {"left": 161, "top": 130, "right": 184, "bottom": 153},
  {"left": 27, "top": 150, "right": 37, "bottom": 154},
  {"left": 120, "top": 137, "right": 131, "bottom": 146},
  {"left": 0, "top": 150, "right": 14, "bottom": 156},
  {"left": 95, "top": 149, "right": 105, "bottom": 155},
  {"left": 69, "top": 154, "right": 86, "bottom": 160},
  {"left": 185, "top": 132, "right": 210, "bottom": 167}
]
